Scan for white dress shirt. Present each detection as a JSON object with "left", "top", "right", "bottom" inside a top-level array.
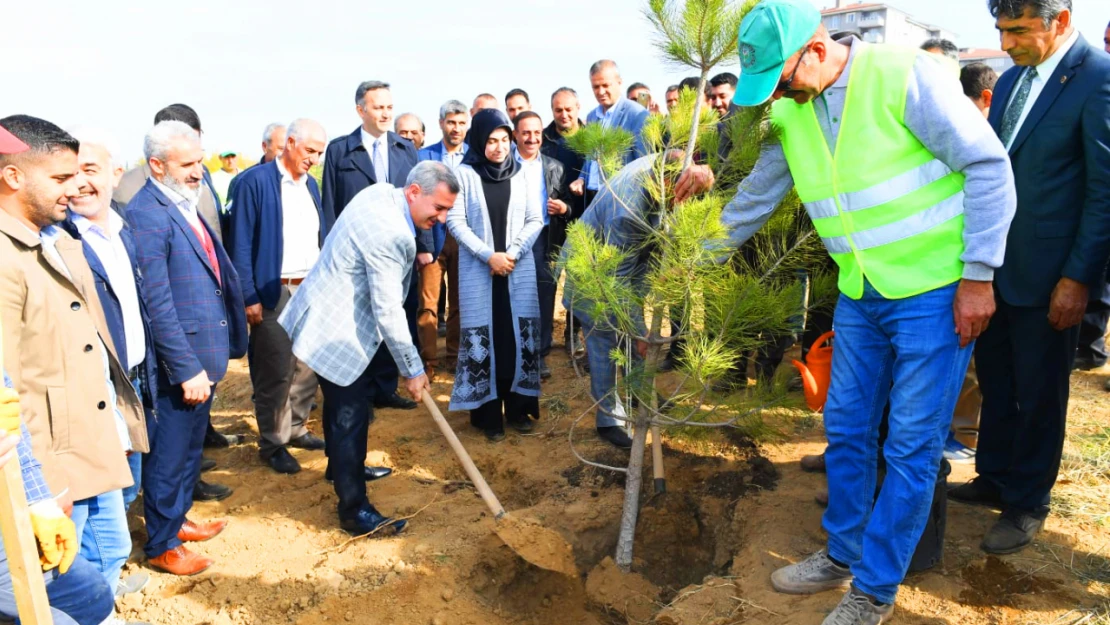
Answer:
[
  {"left": 71, "top": 212, "right": 146, "bottom": 370},
  {"left": 361, "top": 127, "right": 389, "bottom": 183},
  {"left": 276, "top": 158, "right": 321, "bottom": 278},
  {"left": 1004, "top": 29, "right": 1079, "bottom": 150},
  {"left": 515, "top": 150, "right": 549, "bottom": 226}
]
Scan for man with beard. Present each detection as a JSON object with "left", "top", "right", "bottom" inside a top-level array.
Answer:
[
  {"left": 126, "top": 121, "right": 248, "bottom": 576},
  {"left": 543, "top": 87, "right": 589, "bottom": 358},
  {"left": 505, "top": 89, "right": 532, "bottom": 122},
  {"left": 513, "top": 111, "right": 569, "bottom": 380},
  {"left": 0, "top": 115, "right": 148, "bottom": 609},
  {"left": 417, "top": 101, "right": 470, "bottom": 379}
]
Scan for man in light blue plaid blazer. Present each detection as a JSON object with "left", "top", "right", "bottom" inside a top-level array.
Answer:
[{"left": 279, "top": 162, "right": 459, "bottom": 536}]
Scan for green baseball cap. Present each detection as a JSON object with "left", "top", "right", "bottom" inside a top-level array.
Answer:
[
  {"left": 219, "top": 151, "right": 237, "bottom": 158},
  {"left": 734, "top": 0, "right": 822, "bottom": 107}
]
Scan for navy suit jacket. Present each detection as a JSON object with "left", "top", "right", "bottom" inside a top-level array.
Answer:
[
  {"left": 416, "top": 141, "right": 469, "bottom": 258},
  {"left": 125, "top": 180, "right": 248, "bottom": 387},
  {"left": 226, "top": 161, "right": 325, "bottom": 310},
  {"left": 60, "top": 206, "right": 159, "bottom": 409},
  {"left": 989, "top": 35, "right": 1110, "bottom": 307},
  {"left": 321, "top": 128, "right": 426, "bottom": 250}
]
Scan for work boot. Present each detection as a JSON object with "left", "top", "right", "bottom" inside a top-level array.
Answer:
[
  {"left": 981, "top": 509, "right": 1044, "bottom": 555},
  {"left": 821, "top": 586, "right": 894, "bottom": 625},
  {"left": 771, "top": 549, "right": 853, "bottom": 594}
]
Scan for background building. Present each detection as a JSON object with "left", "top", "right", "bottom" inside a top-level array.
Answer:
[
  {"left": 821, "top": 1, "right": 956, "bottom": 46},
  {"left": 958, "top": 48, "right": 1016, "bottom": 73}
]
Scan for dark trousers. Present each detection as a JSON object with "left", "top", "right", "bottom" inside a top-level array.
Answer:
[
  {"left": 370, "top": 268, "right": 421, "bottom": 400},
  {"left": 975, "top": 299, "right": 1080, "bottom": 514},
  {"left": 533, "top": 228, "right": 557, "bottom": 357},
  {"left": 143, "top": 385, "right": 214, "bottom": 557},
  {"left": 319, "top": 353, "right": 384, "bottom": 522},
  {"left": 1078, "top": 281, "right": 1110, "bottom": 365}
]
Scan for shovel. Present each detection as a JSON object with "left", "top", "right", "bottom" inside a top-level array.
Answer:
[{"left": 420, "top": 390, "right": 577, "bottom": 577}]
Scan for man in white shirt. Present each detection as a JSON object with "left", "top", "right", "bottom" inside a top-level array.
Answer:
[
  {"left": 226, "top": 120, "right": 333, "bottom": 475},
  {"left": 209, "top": 151, "right": 238, "bottom": 205}
]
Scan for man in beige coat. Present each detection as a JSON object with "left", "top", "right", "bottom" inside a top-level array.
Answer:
[{"left": 0, "top": 115, "right": 146, "bottom": 597}]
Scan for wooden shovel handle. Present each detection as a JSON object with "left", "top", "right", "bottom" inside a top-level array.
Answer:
[
  {"left": 0, "top": 456, "right": 53, "bottom": 624},
  {"left": 421, "top": 390, "right": 507, "bottom": 520}
]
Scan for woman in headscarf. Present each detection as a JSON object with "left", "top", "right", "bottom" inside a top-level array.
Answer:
[{"left": 447, "top": 109, "right": 544, "bottom": 441}]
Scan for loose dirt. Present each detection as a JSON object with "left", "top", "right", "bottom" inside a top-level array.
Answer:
[{"left": 115, "top": 322, "right": 1110, "bottom": 625}]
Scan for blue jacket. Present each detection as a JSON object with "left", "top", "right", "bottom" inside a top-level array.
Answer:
[
  {"left": 416, "top": 141, "right": 469, "bottom": 258},
  {"left": 578, "top": 96, "right": 650, "bottom": 183},
  {"left": 989, "top": 35, "right": 1110, "bottom": 307},
  {"left": 321, "top": 128, "right": 427, "bottom": 250},
  {"left": 60, "top": 207, "right": 159, "bottom": 410},
  {"left": 226, "top": 161, "right": 326, "bottom": 310},
  {"left": 125, "top": 180, "right": 248, "bottom": 386}
]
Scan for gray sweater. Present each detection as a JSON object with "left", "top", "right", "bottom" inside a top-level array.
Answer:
[{"left": 721, "top": 38, "right": 1017, "bottom": 282}]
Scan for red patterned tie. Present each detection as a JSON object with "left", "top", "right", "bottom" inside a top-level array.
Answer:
[{"left": 189, "top": 220, "right": 221, "bottom": 285}]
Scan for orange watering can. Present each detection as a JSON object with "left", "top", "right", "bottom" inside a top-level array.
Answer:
[{"left": 792, "top": 331, "right": 835, "bottom": 412}]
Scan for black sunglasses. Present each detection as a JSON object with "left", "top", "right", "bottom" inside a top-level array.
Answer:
[{"left": 777, "top": 46, "right": 810, "bottom": 93}]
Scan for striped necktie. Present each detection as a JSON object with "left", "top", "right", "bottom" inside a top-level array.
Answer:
[{"left": 1000, "top": 68, "right": 1036, "bottom": 148}]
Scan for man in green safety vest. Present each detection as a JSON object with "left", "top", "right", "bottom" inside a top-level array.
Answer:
[{"left": 715, "top": 1, "right": 1018, "bottom": 623}]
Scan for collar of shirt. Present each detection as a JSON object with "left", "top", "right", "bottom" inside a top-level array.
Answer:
[
  {"left": 597, "top": 96, "right": 624, "bottom": 121},
  {"left": 37, "top": 225, "right": 71, "bottom": 279},
  {"left": 513, "top": 147, "right": 542, "bottom": 166},
  {"left": 395, "top": 188, "right": 417, "bottom": 237},
  {"left": 361, "top": 128, "right": 387, "bottom": 153},
  {"left": 71, "top": 209, "right": 123, "bottom": 241},
  {"left": 829, "top": 36, "right": 862, "bottom": 90},
  {"left": 275, "top": 157, "right": 307, "bottom": 187},
  {"left": 1031, "top": 29, "right": 1079, "bottom": 81}
]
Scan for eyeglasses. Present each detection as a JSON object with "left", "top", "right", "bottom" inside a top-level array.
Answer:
[{"left": 777, "top": 46, "right": 810, "bottom": 93}]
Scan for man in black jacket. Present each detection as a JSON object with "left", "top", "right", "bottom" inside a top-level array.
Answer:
[
  {"left": 541, "top": 89, "right": 589, "bottom": 358},
  {"left": 515, "top": 112, "right": 570, "bottom": 379}
]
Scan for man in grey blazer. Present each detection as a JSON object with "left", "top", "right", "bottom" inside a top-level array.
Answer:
[{"left": 279, "top": 161, "right": 459, "bottom": 535}]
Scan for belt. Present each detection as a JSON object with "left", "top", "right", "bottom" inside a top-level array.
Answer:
[{"left": 281, "top": 277, "right": 305, "bottom": 286}]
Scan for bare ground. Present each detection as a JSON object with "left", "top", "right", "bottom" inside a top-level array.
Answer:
[{"left": 116, "top": 326, "right": 1110, "bottom": 625}]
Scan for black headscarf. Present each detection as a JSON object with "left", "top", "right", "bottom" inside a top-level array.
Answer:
[{"left": 462, "top": 109, "right": 520, "bottom": 182}]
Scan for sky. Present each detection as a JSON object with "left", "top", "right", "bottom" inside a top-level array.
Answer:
[{"left": 3, "top": 0, "right": 1107, "bottom": 163}]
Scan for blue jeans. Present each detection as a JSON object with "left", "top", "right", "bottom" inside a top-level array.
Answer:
[
  {"left": 122, "top": 451, "right": 142, "bottom": 511},
  {"left": 70, "top": 488, "right": 130, "bottom": 595},
  {"left": 576, "top": 316, "right": 636, "bottom": 428},
  {"left": 823, "top": 282, "right": 972, "bottom": 604},
  {"left": 0, "top": 548, "right": 114, "bottom": 625}
]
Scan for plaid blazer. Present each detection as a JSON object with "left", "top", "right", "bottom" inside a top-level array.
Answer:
[
  {"left": 279, "top": 185, "right": 422, "bottom": 387},
  {"left": 126, "top": 180, "right": 248, "bottom": 387}
]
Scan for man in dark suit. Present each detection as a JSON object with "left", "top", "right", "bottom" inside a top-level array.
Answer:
[
  {"left": 513, "top": 112, "right": 570, "bottom": 379},
  {"left": 127, "top": 120, "right": 248, "bottom": 576},
  {"left": 227, "top": 119, "right": 331, "bottom": 475},
  {"left": 321, "top": 80, "right": 421, "bottom": 410},
  {"left": 950, "top": 0, "right": 1110, "bottom": 554}
]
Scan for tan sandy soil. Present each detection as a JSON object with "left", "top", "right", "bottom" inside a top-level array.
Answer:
[{"left": 116, "top": 323, "right": 1110, "bottom": 625}]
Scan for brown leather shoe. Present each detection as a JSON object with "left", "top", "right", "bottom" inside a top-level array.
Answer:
[
  {"left": 148, "top": 545, "right": 213, "bottom": 576},
  {"left": 177, "top": 518, "right": 228, "bottom": 543}
]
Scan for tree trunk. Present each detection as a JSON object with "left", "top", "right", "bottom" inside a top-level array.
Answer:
[
  {"left": 681, "top": 70, "right": 711, "bottom": 170},
  {"left": 614, "top": 309, "right": 666, "bottom": 572}
]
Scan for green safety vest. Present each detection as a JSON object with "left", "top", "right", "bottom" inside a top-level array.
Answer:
[{"left": 771, "top": 42, "right": 966, "bottom": 300}]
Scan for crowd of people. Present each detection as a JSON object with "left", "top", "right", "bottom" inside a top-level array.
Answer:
[{"left": 0, "top": 0, "right": 1108, "bottom": 623}]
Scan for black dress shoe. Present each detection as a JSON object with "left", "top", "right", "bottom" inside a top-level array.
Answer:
[
  {"left": 340, "top": 505, "right": 407, "bottom": 536},
  {"left": 485, "top": 429, "right": 506, "bottom": 442},
  {"left": 981, "top": 509, "right": 1045, "bottom": 554},
  {"left": 1073, "top": 355, "right": 1107, "bottom": 371},
  {"left": 325, "top": 465, "right": 394, "bottom": 483},
  {"left": 374, "top": 392, "right": 418, "bottom": 410},
  {"left": 597, "top": 426, "right": 633, "bottom": 449},
  {"left": 289, "top": 433, "right": 326, "bottom": 451},
  {"left": 539, "top": 357, "right": 552, "bottom": 380},
  {"left": 947, "top": 478, "right": 1004, "bottom": 510},
  {"left": 193, "top": 480, "right": 233, "bottom": 502},
  {"left": 203, "top": 430, "right": 241, "bottom": 449},
  {"left": 265, "top": 448, "right": 301, "bottom": 475},
  {"left": 200, "top": 457, "right": 217, "bottom": 473}
]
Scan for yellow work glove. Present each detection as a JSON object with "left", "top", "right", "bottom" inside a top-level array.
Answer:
[
  {"left": 29, "top": 501, "right": 78, "bottom": 574},
  {"left": 0, "top": 388, "right": 21, "bottom": 435}
]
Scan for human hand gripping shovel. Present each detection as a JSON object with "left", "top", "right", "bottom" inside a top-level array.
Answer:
[{"left": 420, "top": 390, "right": 577, "bottom": 577}]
